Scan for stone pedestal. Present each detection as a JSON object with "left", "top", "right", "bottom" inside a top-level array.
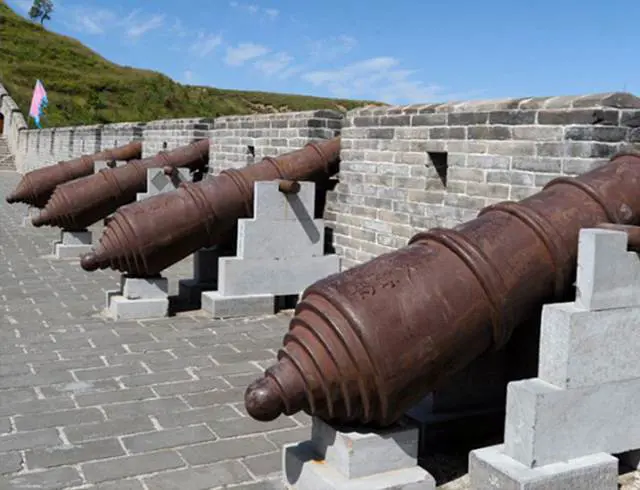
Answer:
[
  {"left": 178, "top": 247, "right": 222, "bottom": 309},
  {"left": 201, "top": 181, "right": 341, "bottom": 318},
  {"left": 106, "top": 275, "right": 169, "bottom": 320},
  {"left": 53, "top": 230, "right": 92, "bottom": 259},
  {"left": 136, "top": 167, "right": 191, "bottom": 201},
  {"left": 283, "top": 417, "right": 435, "bottom": 489},
  {"left": 469, "top": 227, "right": 640, "bottom": 489},
  {"left": 22, "top": 206, "right": 39, "bottom": 227}
]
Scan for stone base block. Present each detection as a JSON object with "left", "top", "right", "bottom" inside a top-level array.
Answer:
[
  {"left": 503, "top": 377, "right": 640, "bottom": 467},
  {"left": 54, "top": 243, "right": 93, "bottom": 259},
  {"left": 107, "top": 295, "right": 169, "bottom": 321},
  {"left": 469, "top": 445, "right": 618, "bottom": 489},
  {"left": 283, "top": 442, "right": 434, "bottom": 490},
  {"left": 178, "top": 279, "right": 217, "bottom": 308},
  {"left": 218, "top": 255, "right": 340, "bottom": 297},
  {"left": 53, "top": 231, "right": 93, "bottom": 259},
  {"left": 201, "top": 291, "right": 274, "bottom": 318}
]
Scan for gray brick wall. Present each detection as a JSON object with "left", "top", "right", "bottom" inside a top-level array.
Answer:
[
  {"left": 208, "top": 110, "right": 343, "bottom": 175},
  {"left": 17, "top": 123, "right": 145, "bottom": 173},
  {"left": 0, "top": 82, "right": 28, "bottom": 167},
  {"left": 141, "top": 118, "right": 214, "bottom": 158},
  {"left": 328, "top": 92, "right": 640, "bottom": 270}
]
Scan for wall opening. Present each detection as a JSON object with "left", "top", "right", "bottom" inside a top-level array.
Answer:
[
  {"left": 0, "top": 114, "right": 4, "bottom": 134},
  {"left": 162, "top": 141, "right": 168, "bottom": 150},
  {"left": 428, "top": 151, "right": 448, "bottom": 187},
  {"left": 247, "top": 145, "right": 255, "bottom": 157}
]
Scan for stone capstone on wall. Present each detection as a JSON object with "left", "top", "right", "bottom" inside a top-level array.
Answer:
[{"left": 327, "top": 92, "right": 640, "bottom": 270}]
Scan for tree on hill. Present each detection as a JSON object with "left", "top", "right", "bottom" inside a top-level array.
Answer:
[{"left": 28, "top": 0, "right": 54, "bottom": 25}]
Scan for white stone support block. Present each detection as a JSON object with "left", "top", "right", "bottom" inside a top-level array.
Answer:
[
  {"left": 503, "top": 377, "right": 640, "bottom": 468},
  {"left": 575, "top": 228, "right": 640, "bottom": 310},
  {"left": 178, "top": 247, "right": 220, "bottom": 307},
  {"left": 538, "top": 302, "right": 640, "bottom": 389},
  {"left": 22, "top": 206, "right": 39, "bottom": 227},
  {"left": 469, "top": 445, "right": 618, "bottom": 490},
  {"left": 218, "top": 255, "right": 340, "bottom": 296},
  {"left": 136, "top": 167, "right": 190, "bottom": 201},
  {"left": 283, "top": 417, "right": 435, "bottom": 489},
  {"left": 201, "top": 291, "right": 275, "bottom": 319},
  {"left": 201, "top": 180, "right": 341, "bottom": 318},
  {"left": 53, "top": 230, "right": 93, "bottom": 259},
  {"left": 106, "top": 276, "right": 169, "bottom": 320}
]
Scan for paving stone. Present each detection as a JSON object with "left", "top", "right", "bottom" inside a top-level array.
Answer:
[
  {"left": 65, "top": 416, "right": 156, "bottom": 444},
  {"left": 0, "top": 451, "right": 24, "bottom": 474},
  {"left": 14, "top": 407, "right": 105, "bottom": 431},
  {"left": 178, "top": 435, "right": 276, "bottom": 465},
  {"left": 121, "top": 425, "right": 215, "bottom": 454},
  {"left": 243, "top": 450, "right": 282, "bottom": 477},
  {"left": 142, "top": 460, "right": 253, "bottom": 489},
  {"left": 25, "top": 438, "right": 125, "bottom": 469},
  {"left": 150, "top": 377, "right": 228, "bottom": 397},
  {"left": 119, "top": 369, "right": 194, "bottom": 388},
  {"left": 74, "top": 387, "right": 157, "bottom": 407},
  {"left": 209, "top": 414, "right": 298, "bottom": 438},
  {"left": 82, "top": 451, "right": 186, "bottom": 483},
  {"left": 78, "top": 479, "right": 146, "bottom": 490},
  {"left": 0, "top": 397, "right": 76, "bottom": 417},
  {"left": 101, "top": 397, "right": 189, "bottom": 420},
  {"left": 7, "top": 466, "right": 84, "bottom": 489},
  {"left": 155, "top": 405, "right": 239, "bottom": 428},
  {"left": 0, "top": 428, "right": 62, "bottom": 452}
]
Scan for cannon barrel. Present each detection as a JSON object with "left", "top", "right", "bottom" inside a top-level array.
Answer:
[
  {"left": 6, "top": 141, "right": 142, "bottom": 208},
  {"left": 32, "top": 139, "right": 209, "bottom": 231},
  {"left": 79, "top": 137, "right": 341, "bottom": 275},
  {"left": 243, "top": 151, "right": 640, "bottom": 427}
]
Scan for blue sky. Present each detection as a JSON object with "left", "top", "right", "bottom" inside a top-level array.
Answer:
[{"left": 6, "top": 0, "right": 640, "bottom": 104}]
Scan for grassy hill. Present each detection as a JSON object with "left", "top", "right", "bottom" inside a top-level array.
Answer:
[{"left": 0, "top": 1, "right": 381, "bottom": 128}]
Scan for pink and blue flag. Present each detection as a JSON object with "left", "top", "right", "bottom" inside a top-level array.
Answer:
[{"left": 29, "top": 79, "right": 48, "bottom": 128}]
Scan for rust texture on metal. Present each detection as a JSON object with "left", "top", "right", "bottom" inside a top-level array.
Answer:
[
  {"left": 80, "top": 137, "right": 341, "bottom": 275},
  {"left": 6, "top": 141, "right": 142, "bottom": 208},
  {"left": 32, "top": 139, "right": 209, "bottom": 231},
  {"left": 243, "top": 152, "right": 640, "bottom": 428},
  {"left": 278, "top": 180, "right": 301, "bottom": 194}
]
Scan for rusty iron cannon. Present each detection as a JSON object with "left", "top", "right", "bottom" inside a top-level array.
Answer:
[
  {"left": 243, "top": 151, "right": 640, "bottom": 428},
  {"left": 6, "top": 141, "right": 142, "bottom": 208},
  {"left": 31, "top": 139, "right": 210, "bottom": 231},
  {"left": 79, "top": 137, "right": 341, "bottom": 275}
]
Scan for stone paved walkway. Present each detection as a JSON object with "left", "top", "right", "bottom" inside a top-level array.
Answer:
[{"left": 0, "top": 170, "right": 307, "bottom": 489}]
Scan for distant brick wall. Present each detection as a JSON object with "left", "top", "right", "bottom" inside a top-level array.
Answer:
[
  {"left": 0, "top": 82, "right": 28, "bottom": 166},
  {"left": 327, "top": 92, "right": 640, "bottom": 270},
  {"left": 17, "top": 123, "right": 146, "bottom": 173},
  {"left": 141, "top": 118, "right": 214, "bottom": 158},
  {"left": 208, "top": 110, "right": 342, "bottom": 175}
]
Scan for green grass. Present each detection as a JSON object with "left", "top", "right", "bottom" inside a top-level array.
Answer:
[{"left": 0, "top": 1, "right": 382, "bottom": 128}]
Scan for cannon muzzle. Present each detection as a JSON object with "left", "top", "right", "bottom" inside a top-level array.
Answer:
[
  {"left": 32, "top": 139, "right": 210, "bottom": 230},
  {"left": 80, "top": 137, "right": 341, "bottom": 275},
  {"left": 6, "top": 141, "right": 142, "bottom": 208},
  {"left": 244, "top": 152, "right": 640, "bottom": 427}
]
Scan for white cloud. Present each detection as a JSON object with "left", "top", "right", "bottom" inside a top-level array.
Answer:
[
  {"left": 183, "top": 70, "right": 194, "bottom": 83},
  {"left": 230, "top": 2, "right": 279, "bottom": 21},
  {"left": 224, "top": 43, "right": 270, "bottom": 66},
  {"left": 60, "top": 5, "right": 164, "bottom": 40},
  {"left": 170, "top": 18, "right": 188, "bottom": 38},
  {"left": 189, "top": 32, "right": 223, "bottom": 57},
  {"left": 308, "top": 35, "right": 357, "bottom": 61},
  {"left": 254, "top": 52, "right": 293, "bottom": 77},
  {"left": 126, "top": 13, "right": 165, "bottom": 39},
  {"left": 301, "top": 57, "right": 450, "bottom": 104},
  {"left": 65, "top": 7, "right": 115, "bottom": 34}
]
